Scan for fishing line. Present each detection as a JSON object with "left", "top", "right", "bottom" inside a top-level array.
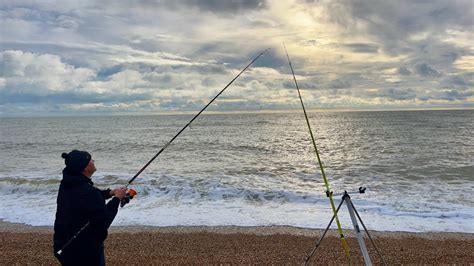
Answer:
[
  {"left": 282, "top": 43, "right": 352, "bottom": 264},
  {"left": 57, "top": 48, "right": 270, "bottom": 256}
]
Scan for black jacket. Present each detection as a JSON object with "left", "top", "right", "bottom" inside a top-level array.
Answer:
[{"left": 53, "top": 171, "right": 120, "bottom": 265}]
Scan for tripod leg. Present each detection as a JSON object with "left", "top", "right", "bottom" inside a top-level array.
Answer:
[
  {"left": 345, "top": 194, "right": 372, "bottom": 265},
  {"left": 349, "top": 200, "right": 387, "bottom": 266},
  {"left": 305, "top": 198, "right": 345, "bottom": 266}
]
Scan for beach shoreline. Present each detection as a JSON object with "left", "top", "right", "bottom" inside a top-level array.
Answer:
[
  {"left": 1, "top": 220, "right": 473, "bottom": 264},
  {"left": 1, "top": 219, "right": 472, "bottom": 239}
]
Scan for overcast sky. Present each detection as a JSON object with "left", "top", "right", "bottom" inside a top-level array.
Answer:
[{"left": 1, "top": 0, "right": 473, "bottom": 116}]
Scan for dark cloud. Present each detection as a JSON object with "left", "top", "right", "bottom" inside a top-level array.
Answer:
[
  {"left": 441, "top": 90, "right": 473, "bottom": 101},
  {"left": 342, "top": 43, "right": 379, "bottom": 53},
  {"left": 385, "top": 88, "right": 417, "bottom": 101},
  {"left": 441, "top": 73, "right": 474, "bottom": 88},
  {"left": 201, "top": 77, "right": 216, "bottom": 87},
  {"left": 118, "top": 61, "right": 231, "bottom": 78},
  {"left": 282, "top": 80, "right": 320, "bottom": 90},
  {"left": 397, "top": 66, "right": 411, "bottom": 76},
  {"left": 132, "top": 0, "right": 267, "bottom": 13},
  {"left": 282, "top": 80, "right": 295, "bottom": 90},
  {"left": 415, "top": 62, "right": 441, "bottom": 77},
  {"left": 218, "top": 49, "right": 287, "bottom": 71},
  {"left": 188, "top": 65, "right": 230, "bottom": 75},
  {"left": 0, "top": 90, "right": 152, "bottom": 105},
  {"left": 176, "top": 0, "right": 267, "bottom": 13},
  {"left": 326, "top": 0, "right": 472, "bottom": 44},
  {"left": 97, "top": 65, "right": 125, "bottom": 80},
  {"left": 406, "top": 41, "right": 470, "bottom": 70},
  {"left": 327, "top": 79, "right": 351, "bottom": 89}
]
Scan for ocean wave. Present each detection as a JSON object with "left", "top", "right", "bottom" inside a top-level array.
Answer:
[
  {"left": 0, "top": 176, "right": 59, "bottom": 194},
  {"left": 132, "top": 182, "right": 329, "bottom": 205}
]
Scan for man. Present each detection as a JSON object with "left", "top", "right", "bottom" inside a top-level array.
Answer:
[{"left": 53, "top": 150, "right": 127, "bottom": 265}]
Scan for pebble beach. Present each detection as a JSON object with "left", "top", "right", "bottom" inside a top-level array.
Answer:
[{"left": 1, "top": 221, "right": 473, "bottom": 264}]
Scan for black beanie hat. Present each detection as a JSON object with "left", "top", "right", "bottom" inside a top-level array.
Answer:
[{"left": 62, "top": 150, "right": 92, "bottom": 174}]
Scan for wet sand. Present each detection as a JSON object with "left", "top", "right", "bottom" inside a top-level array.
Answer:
[{"left": 1, "top": 221, "right": 473, "bottom": 264}]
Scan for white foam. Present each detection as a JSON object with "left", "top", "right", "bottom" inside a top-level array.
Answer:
[{"left": 1, "top": 191, "right": 473, "bottom": 232}]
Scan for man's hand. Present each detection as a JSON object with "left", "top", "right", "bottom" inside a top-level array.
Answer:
[{"left": 110, "top": 187, "right": 127, "bottom": 200}]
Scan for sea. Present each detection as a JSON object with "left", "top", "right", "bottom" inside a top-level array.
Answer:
[{"left": 0, "top": 110, "right": 473, "bottom": 233}]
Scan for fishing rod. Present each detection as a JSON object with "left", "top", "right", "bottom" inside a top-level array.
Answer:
[
  {"left": 282, "top": 43, "right": 352, "bottom": 264},
  {"left": 126, "top": 48, "right": 269, "bottom": 186},
  {"left": 56, "top": 48, "right": 270, "bottom": 256}
]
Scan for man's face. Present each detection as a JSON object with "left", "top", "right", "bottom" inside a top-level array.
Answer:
[{"left": 82, "top": 159, "right": 96, "bottom": 177}]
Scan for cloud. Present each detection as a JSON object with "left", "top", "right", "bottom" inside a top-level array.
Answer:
[
  {"left": 441, "top": 73, "right": 474, "bottom": 88},
  {"left": 359, "top": 87, "right": 416, "bottom": 101},
  {"left": 441, "top": 90, "right": 473, "bottom": 101},
  {"left": 415, "top": 62, "right": 441, "bottom": 77},
  {"left": 90, "top": 0, "right": 268, "bottom": 14},
  {"left": 167, "top": 0, "right": 267, "bottom": 13},
  {"left": 327, "top": 78, "right": 351, "bottom": 89},
  {"left": 0, "top": 1, "right": 472, "bottom": 115},
  {"left": 397, "top": 66, "right": 411, "bottom": 76},
  {"left": 324, "top": 0, "right": 473, "bottom": 49},
  {"left": 342, "top": 43, "right": 379, "bottom": 54},
  {"left": 382, "top": 88, "right": 417, "bottom": 101},
  {"left": 0, "top": 48, "right": 277, "bottom": 112},
  {"left": 0, "top": 50, "right": 95, "bottom": 95}
]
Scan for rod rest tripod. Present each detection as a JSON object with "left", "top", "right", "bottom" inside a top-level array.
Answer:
[{"left": 305, "top": 187, "right": 387, "bottom": 266}]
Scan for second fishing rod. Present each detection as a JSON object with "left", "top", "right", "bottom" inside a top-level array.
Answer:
[
  {"left": 56, "top": 48, "right": 270, "bottom": 256},
  {"left": 283, "top": 44, "right": 352, "bottom": 265}
]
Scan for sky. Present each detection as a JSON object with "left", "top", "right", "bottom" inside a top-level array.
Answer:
[{"left": 0, "top": 0, "right": 473, "bottom": 116}]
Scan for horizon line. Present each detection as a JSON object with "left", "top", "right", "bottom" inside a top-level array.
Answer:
[{"left": 1, "top": 107, "right": 473, "bottom": 118}]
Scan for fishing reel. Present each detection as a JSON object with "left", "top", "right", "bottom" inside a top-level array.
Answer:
[{"left": 120, "top": 188, "right": 137, "bottom": 208}]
